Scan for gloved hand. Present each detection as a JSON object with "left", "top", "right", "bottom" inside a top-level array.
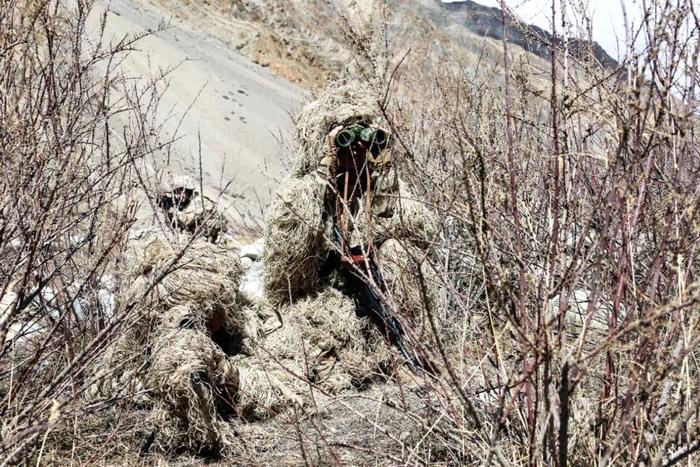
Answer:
[
  {"left": 366, "top": 123, "right": 392, "bottom": 165},
  {"left": 312, "top": 125, "right": 343, "bottom": 205},
  {"left": 319, "top": 125, "right": 343, "bottom": 172}
]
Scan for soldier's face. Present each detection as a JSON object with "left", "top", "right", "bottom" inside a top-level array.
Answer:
[
  {"left": 335, "top": 141, "right": 369, "bottom": 177},
  {"left": 337, "top": 138, "right": 369, "bottom": 159},
  {"left": 350, "top": 139, "right": 369, "bottom": 155}
]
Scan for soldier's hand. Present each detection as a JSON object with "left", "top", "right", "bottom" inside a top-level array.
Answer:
[
  {"left": 317, "top": 125, "right": 342, "bottom": 181},
  {"left": 320, "top": 125, "right": 343, "bottom": 166}
]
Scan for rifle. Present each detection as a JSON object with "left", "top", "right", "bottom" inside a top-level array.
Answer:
[
  {"left": 324, "top": 227, "right": 425, "bottom": 376},
  {"left": 324, "top": 123, "right": 430, "bottom": 376}
]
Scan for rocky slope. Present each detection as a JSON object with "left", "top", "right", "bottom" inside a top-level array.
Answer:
[
  {"left": 140, "top": 0, "right": 614, "bottom": 92},
  {"left": 88, "top": 0, "right": 613, "bottom": 234},
  {"left": 442, "top": 0, "right": 617, "bottom": 68}
]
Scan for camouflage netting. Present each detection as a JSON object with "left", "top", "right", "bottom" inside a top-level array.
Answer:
[
  {"left": 262, "top": 175, "right": 328, "bottom": 305},
  {"left": 158, "top": 174, "right": 234, "bottom": 243},
  {"left": 263, "top": 178, "right": 440, "bottom": 307},
  {"left": 291, "top": 288, "right": 392, "bottom": 391},
  {"left": 355, "top": 180, "right": 440, "bottom": 248},
  {"left": 264, "top": 80, "right": 385, "bottom": 304},
  {"left": 255, "top": 288, "right": 392, "bottom": 395},
  {"left": 146, "top": 404, "right": 242, "bottom": 457},
  {"left": 232, "top": 355, "right": 304, "bottom": 421},
  {"left": 147, "top": 329, "right": 240, "bottom": 453},
  {"left": 377, "top": 239, "right": 442, "bottom": 324},
  {"left": 126, "top": 238, "right": 243, "bottom": 313}
]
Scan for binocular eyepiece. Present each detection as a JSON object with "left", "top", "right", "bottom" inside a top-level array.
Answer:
[{"left": 335, "top": 125, "right": 389, "bottom": 149}]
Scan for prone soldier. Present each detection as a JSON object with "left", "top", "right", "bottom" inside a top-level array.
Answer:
[{"left": 156, "top": 176, "right": 228, "bottom": 243}]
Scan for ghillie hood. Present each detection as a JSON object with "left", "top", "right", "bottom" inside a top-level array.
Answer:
[{"left": 293, "top": 80, "right": 382, "bottom": 176}]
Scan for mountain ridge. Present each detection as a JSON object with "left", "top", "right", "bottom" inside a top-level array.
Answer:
[{"left": 441, "top": 0, "right": 618, "bottom": 68}]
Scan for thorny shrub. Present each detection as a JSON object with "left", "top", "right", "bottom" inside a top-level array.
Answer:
[
  {"left": 0, "top": 0, "right": 178, "bottom": 463},
  {"left": 355, "top": 0, "right": 700, "bottom": 465},
  {"left": 1, "top": 0, "right": 699, "bottom": 465}
]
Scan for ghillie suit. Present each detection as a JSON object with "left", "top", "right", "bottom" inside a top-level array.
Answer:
[
  {"left": 263, "top": 81, "right": 439, "bottom": 304},
  {"left": 253, "top": 288, "right": 392, "bottom": 396},
  {"left": 89, "top": 238, "right": 293, "bottom": 454},
  {"left": 262, "top": 81, "right": 441, "bottom": 386},
  {"left": 156, "top": 176, "right": 229, "bottom": 243}
]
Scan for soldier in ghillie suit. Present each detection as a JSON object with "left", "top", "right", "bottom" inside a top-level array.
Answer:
[
  {"left": 262, "top": 80, "right": 440, "bottom": 387},
  {"left": 89, "top": 238, "right": 293, "bottom": 454},
  {"left": 156, "top": 176, "right": 229, "bottom": 243}
]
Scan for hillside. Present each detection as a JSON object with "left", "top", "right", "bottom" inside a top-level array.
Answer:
[
  {"left": 442, "top": 0, "right": 617, "bottom": 68},
  {"left": 140, "top": 0, "right": 556, "bottom": 90},
  {"left": 84, "top": 0, "right": 560, "bottom": 232},
  {"left": 2, "top": 0, "right": 699, "bottom": 465},
  {"left": 86, "top": 0, "right": 552, "bottom": 231},
  {"left": 90, "top": 0, "right": 305, "bottom": 230}
]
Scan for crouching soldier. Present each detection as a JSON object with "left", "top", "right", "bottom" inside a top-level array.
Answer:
[{"left": 262, "top": 80, "right": 441, "bottom": 386}]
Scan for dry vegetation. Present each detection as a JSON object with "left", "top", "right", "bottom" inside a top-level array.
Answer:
[
  {"left": 0, "top": 0, "right": 174, "bottom": 463},
  {"left": 372, "top": 0, "right": 700, "bottom": 464},
  {"left": 1, "top": 0, "right": 700, "bottom": 465}
]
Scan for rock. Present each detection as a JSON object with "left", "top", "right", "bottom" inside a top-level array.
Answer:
[
  {"left": 241, "top": 257, "right": 254, "bottom": 270},
  {"left": 240, "top": 260, "right": 264, "bottom": 299},
  {"left": 240, "top": 238, "right": 264, "bottom": 260},
  {"left": 222, "top": 236, "right": 244, "bottom": 252}
]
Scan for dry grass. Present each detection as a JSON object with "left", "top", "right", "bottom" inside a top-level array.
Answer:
[
  {"left": 0, "top": 0, "right": 172, "bottom": 462},
  {"left": 125, "top": 237, "right": 245, "bottom": 336},
  {"left": 360, "top": 0, "right": 700, "bottom": 463},
  {"left": 147, "top": 329, "right": 240, "bottom": 454},
  {"left": 253, "top": 288, "right": 391, "bottom": 395}
]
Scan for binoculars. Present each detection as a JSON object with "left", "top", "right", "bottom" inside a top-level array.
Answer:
[{"left": 335, "top": 125, "right": 389, "bottom": 149}]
